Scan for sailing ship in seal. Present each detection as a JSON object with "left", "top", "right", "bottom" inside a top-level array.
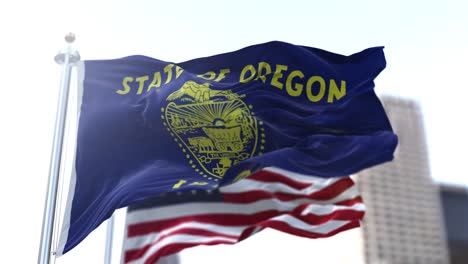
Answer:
[{"left": 162, "top": 81, "right": 260, "bottom": 180}]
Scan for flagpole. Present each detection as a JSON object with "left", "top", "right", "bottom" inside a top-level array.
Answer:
[
  {"left": 104, "top": 214, "right": 115, "bottom": 264},
  {"left": 38, "top": 33, "right": 80, "bottom": 264}
]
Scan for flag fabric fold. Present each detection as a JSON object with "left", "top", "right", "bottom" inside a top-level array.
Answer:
[{"left": 57, "top": 41, "right": 397, "bottom": 257}]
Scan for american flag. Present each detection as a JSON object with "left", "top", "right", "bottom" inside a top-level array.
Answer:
[{"left": 122, "top": 167, "right": 365, "bottom": 264}]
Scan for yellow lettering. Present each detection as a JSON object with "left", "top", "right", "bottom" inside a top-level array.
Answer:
[
  {"left": 147, "top": 72, "right": 162, "bottom": 92},
  {"left": 306, "top": 76, "right": 326, "bottom": 102},
  {"left": 285, "top": 70, "right": 304, "bottom": 97},
  {"left": 172, "top": 179, "right": 187, "bottom": 189},
  {"left": 198, "top": 71, "right": 216, "bottom": 80},
  {"left": 271, "top": 64, "right": 288, "bottom": 89},
  {"left": 214, "top": 68, "right": 231, "bottom": 82},
  {"left": 135, "top": 75, "right": 149, "bottom": 95},
  {"left": 175, "top": 65, "right": 184, "bottom": 79},
  {"left": 117, "top": 77, "right": 133, "bottom": 95},
  {"left": 189, "top": 181, "right": 209, "bottom": 186},
  {"left": 239, "top": 65, "right": 256, "bottom": 83},
  {"left": 255, "top": 62, "right": 271, "bottom": 83},
  {"left": 327, "top": 80, "right": 346, "bottom": 103},
  {"left": 164, "top": 64, "right": 174, "bottom": 84}
]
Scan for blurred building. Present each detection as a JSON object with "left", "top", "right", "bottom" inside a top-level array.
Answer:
[
  {"left": 439, "top": 184, "right": 468, "bottom": 264},
  {"left": 357, "top": 96, "right": 450, "bottom": 264}
]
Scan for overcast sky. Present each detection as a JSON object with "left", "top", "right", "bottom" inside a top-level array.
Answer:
[{"left": 0, "top": 0, "right": 467, "bottom": 263}]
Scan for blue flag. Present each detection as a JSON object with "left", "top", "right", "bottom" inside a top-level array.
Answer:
[{"left": 58, "top": 41, "right": 397, "bottom": 255}]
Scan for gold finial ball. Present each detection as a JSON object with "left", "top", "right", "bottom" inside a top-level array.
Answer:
[{"left": 64, "top": 33, "right": 75, "bottom": 43}]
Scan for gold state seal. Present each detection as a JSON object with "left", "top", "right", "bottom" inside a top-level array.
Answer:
[{"left": 161, "top": 81, "right": 264, "bottom": 181}]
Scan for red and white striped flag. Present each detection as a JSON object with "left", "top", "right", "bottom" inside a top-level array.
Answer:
[{"left": 122, "top": 167, "right": 365, "bottom": 264}]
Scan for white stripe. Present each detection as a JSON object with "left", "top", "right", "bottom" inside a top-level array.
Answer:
[
  {"left": 262, "top": 166, "right": 347, "bottom": 182},
  {"left": 124, "top": 222, "right": 248, "bottom": 250},
  {"left": 223, "top": 179, "right": 360, "bottom": 206},
  {"left": 127, "top": 200, "right": 293, "bottom": 224},
  {"left": 221, "top": 177, "right": 341, "bottom": 195},
  {"left": 269, "top": 215, "right": 351, "bottom": 235},
  {"left": 127, "top": 234, "right": 237, "bottom": 264},
  {"left": 300, "top": 202, "right": 365, "bottom": 216},
  {"left": 314, "top": 184, "right": 360, "bottom": 204},
  {"left": 56, "top": 61, "right": 85, "bottom": 256},
  {"left": 127, "top": 187, "right": 359, "bottom": 225}
]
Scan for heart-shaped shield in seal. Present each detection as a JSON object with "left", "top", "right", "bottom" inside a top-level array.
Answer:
[{"left": 161, "top": 81, "right": 265, "bottom": 181}]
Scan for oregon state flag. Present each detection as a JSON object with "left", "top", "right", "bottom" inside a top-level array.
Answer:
[{"left": 57, "top": 41, "right": 397, "bottom": 255}]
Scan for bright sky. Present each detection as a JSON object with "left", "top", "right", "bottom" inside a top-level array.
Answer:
[{"left": 1, "top": 0, "right": 467, "bottom": 263}]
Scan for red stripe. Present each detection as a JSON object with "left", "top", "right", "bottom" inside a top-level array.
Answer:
[
  {"left": 277, "top": 196, "right": 363, "bottom": 214},
  {"left": 290, "top": 196, "right": 363, "bottom": 212},
  {"left": 298, "top": 209, "right": 365, "bottom": 223},
  {"left": 247, "top": 170, "right": 313, "bottom": 189},
  {"left": 335, "top": 196, "right": 363, "bottom": 206},
  {"left": 126, "top": 226, "right": 267, "bottom": 263},
  {"left": 125, "top": 228, "right": 239, "bottom": 262},
  {"left": 223, "top": 177, "right": 354, "bottom": 203},
  {"left": 238, "top": 226, "right": 262, "bottom": 241},
  {"left": 261, "top": 219, "right": 361, "bottom": 239},
  {"left": 128, "top": 205, "right": 364, "bottom": 237},
  {"left": 128, "top": 211, "right": 272, "bottom": 237},
  {"left": 305, "top": 177, "right": 354, "bottom": 200},
  {"left": 128, "top": 211, "right": 276, "bottom": 236}
]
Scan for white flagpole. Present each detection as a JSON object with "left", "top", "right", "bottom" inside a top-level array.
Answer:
[
  {"left": 38, "top": 33, "right": 80, "bottom": 264},
  {"left": 104, "top": 214, "right": 115, "bottom": 264}
]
